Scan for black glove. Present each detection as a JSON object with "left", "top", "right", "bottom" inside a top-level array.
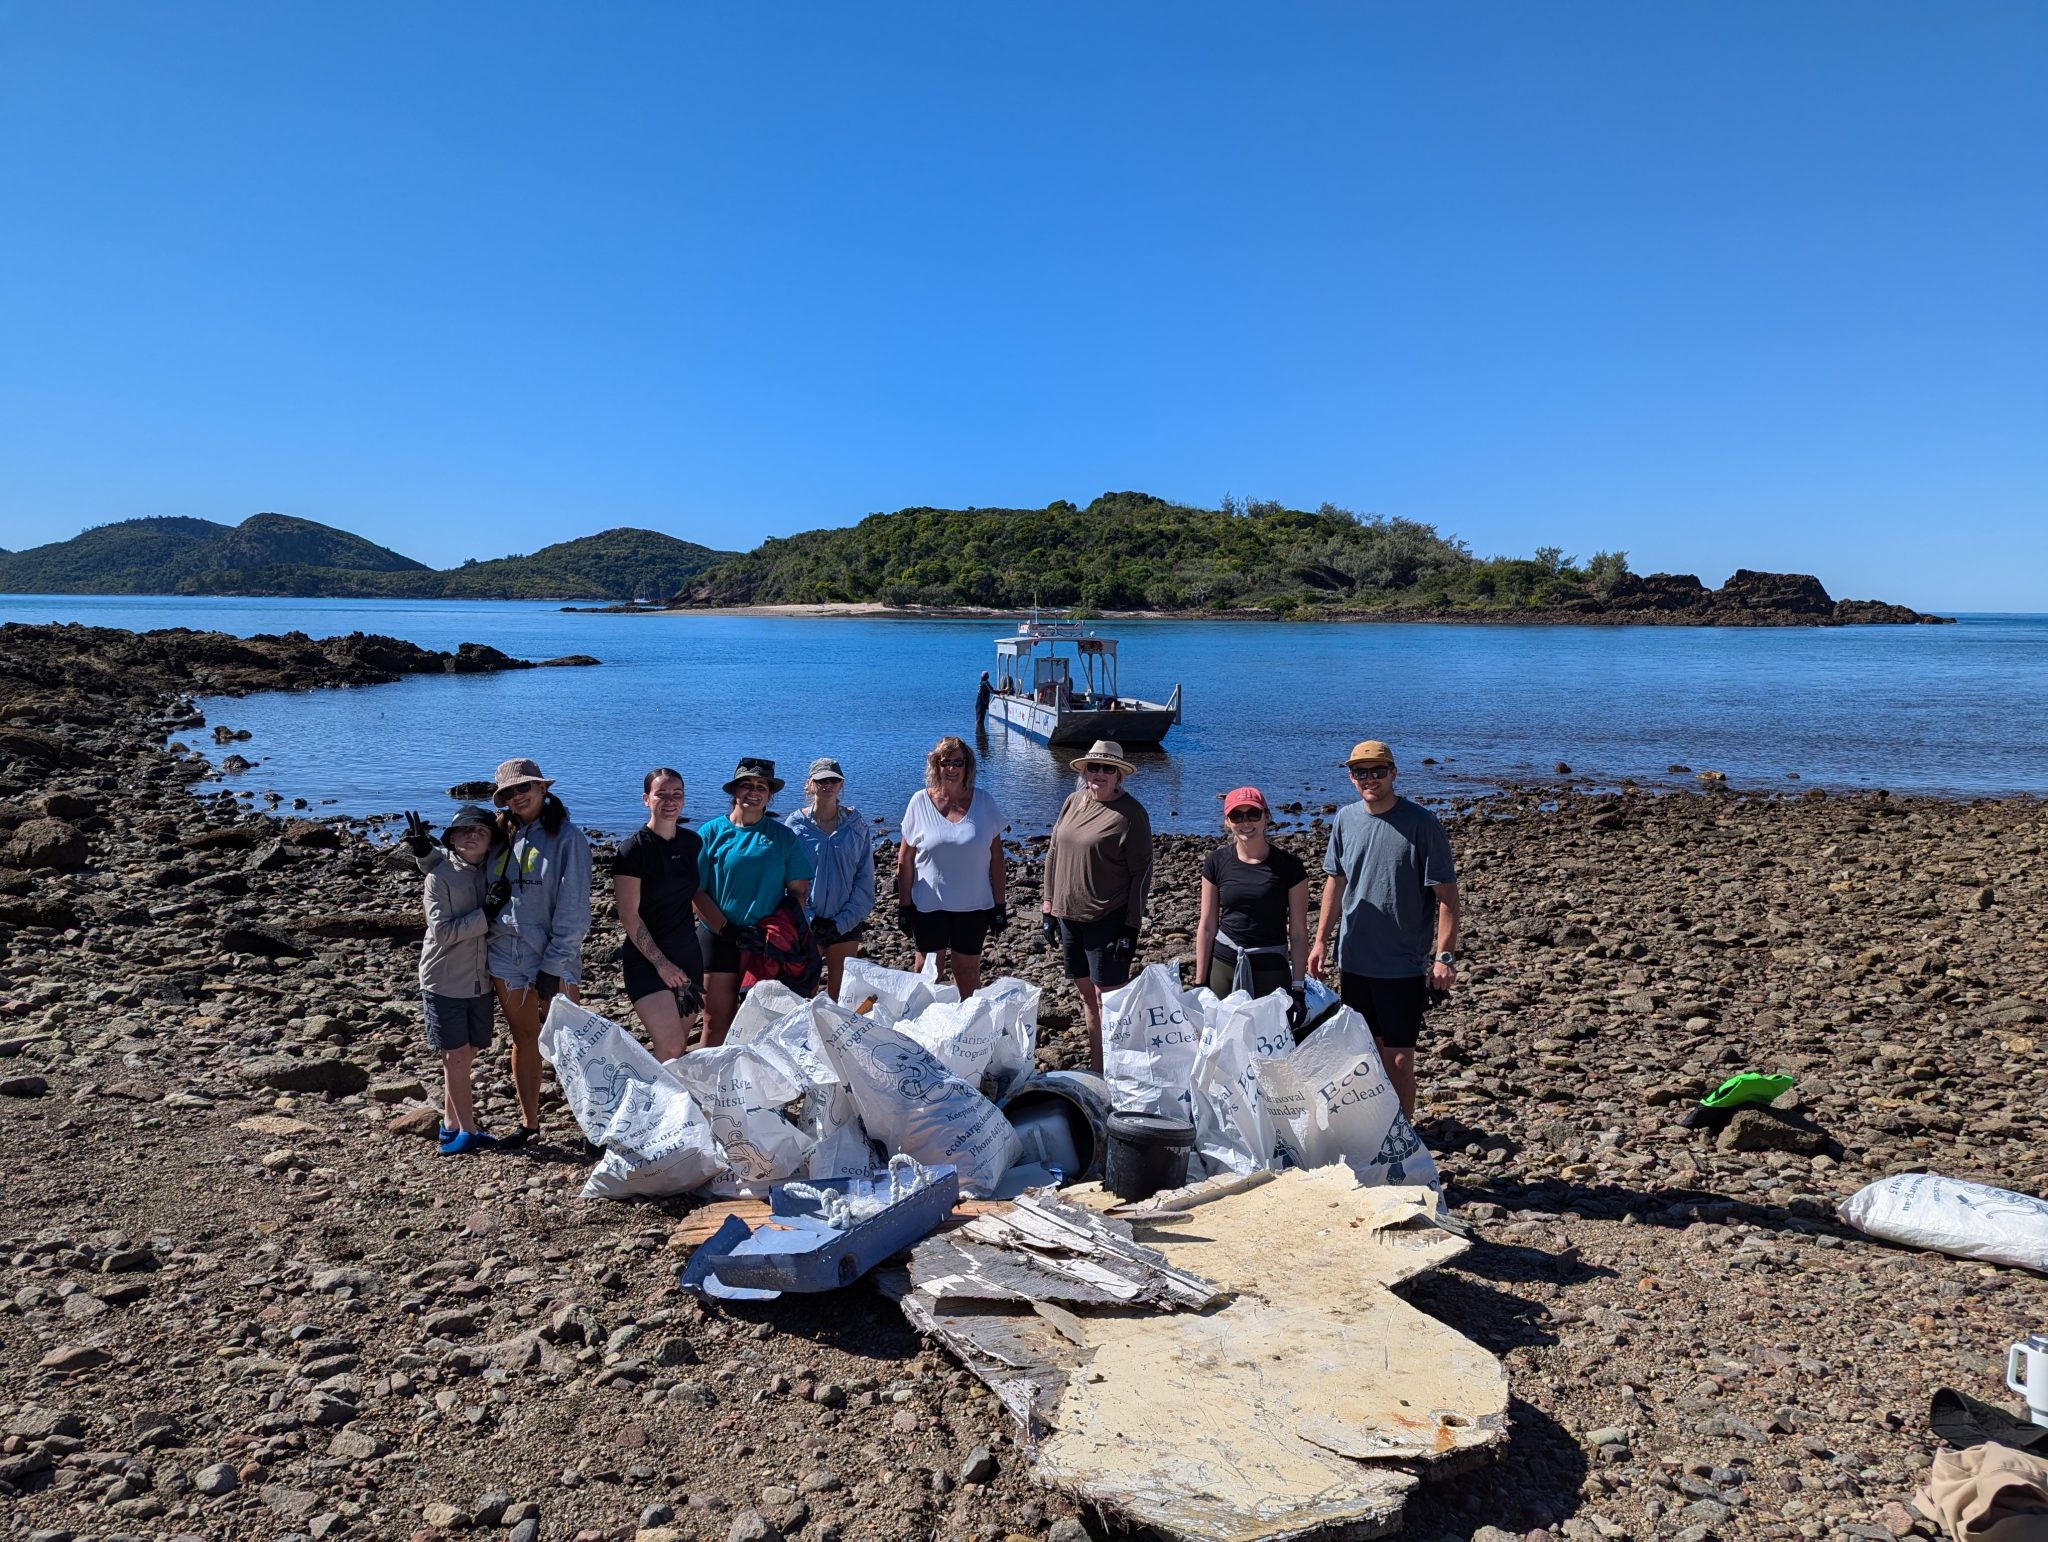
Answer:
[
  {"left": 482, "top": 875, "right": 513, "bottom": 920},
  {"left": 674, "top": 978, "right": 703, "bottom": 1016},
  {"left": 1103, "top": 924, "right": 1139, "bottom": 968},
  {"left": 401, "top": 810, "right": 436, "bottom": 859},
  {"left": 1286, "top": 986, "right": 1308, "bottom": 1034},
  {"left": 723, "top": 921, "right": 763, "bottom": 952},
  {"left": 895, "top": 901, "right": 918, "bottom": 941},
  {"left": 812, "top": 917, "right": 840, "bottom": 948},
  {"left": 1041, "top": 913, "right": 1063, "bottom": 953},
  {"left": 984, "top": 904, "right": 1009, "bottom": 938}
]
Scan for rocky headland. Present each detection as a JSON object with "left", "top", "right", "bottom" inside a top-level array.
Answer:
[{"left": 1, "top": 622, "right": 2042, "bottom": 1542}]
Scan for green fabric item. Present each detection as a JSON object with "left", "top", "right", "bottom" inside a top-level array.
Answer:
[{"left": 1700, "top": 1072, "right": 1794, "bottom": 1111}]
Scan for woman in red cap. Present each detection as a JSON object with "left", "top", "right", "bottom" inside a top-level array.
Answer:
[{"left": 1193, "top": 786, "right": 1312, "bottom": 1034}]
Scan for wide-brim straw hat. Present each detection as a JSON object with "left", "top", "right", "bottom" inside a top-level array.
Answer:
[
  {"left": 723, "top": 756, "right": 786, "bottom": 795},
  {"left": 1073, "top": 740, "right": 1136, "bottom": 775},
  {"left": 491, "top": 757, "right": 555, "bottom": 806}
]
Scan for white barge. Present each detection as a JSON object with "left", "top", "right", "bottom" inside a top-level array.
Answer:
[{"left": 981, "top": 618, "right": 1181, "bottom": 747}]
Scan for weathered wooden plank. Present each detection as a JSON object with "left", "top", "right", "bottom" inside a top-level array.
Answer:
[{"left": 895, "top": 1168, "right": 1510, "bottom": 1542}]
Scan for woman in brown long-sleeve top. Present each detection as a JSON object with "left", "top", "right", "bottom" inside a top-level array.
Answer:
[{"left": 1038, "top": 739, "right": 1152, "bottom": 1072}]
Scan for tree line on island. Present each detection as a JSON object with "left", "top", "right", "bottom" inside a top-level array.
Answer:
[{"left": 0, "top": 494, "right": 1945, "bottom": 622}]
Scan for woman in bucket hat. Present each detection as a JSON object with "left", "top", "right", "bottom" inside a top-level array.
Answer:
[
  {"left": 487, "top": 758, "right": 592, "bottom": 1148},
  {"left": 784, "top": 756, "right": 875, "bottom": 1001},
  {"left": 1192, "top": 786, "right": 1313, "bottom": 1034},
  {"left": 896, "top": 736, "right": 1007, "bottom": 1000},
  {"left": 1041, "top": 740, "right": 1152, "bottom": 1071},
  {"left": 694, "top": 757, "right": 814, "bottom": 1045}
]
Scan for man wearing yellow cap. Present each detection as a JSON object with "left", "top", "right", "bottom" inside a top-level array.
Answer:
[{"left": 1307, "top": 739, "right": 1460, "bottom": 1119}]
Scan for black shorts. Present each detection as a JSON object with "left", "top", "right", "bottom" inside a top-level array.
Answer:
[
  {"left": 698, "top": 921, "right": 742, "bottom": 976},
  {"left": 1338, "top": 972, "right": 1427, "bottom": 1050},
  {"left": 817, "top": 920, "right": 867, "bottom": 948},
  {"left": 623, "top": 930, "right": 704, "bottom": 1004},
  {"left": 910, "top": 908, "right": 990, "bottom": 959},
  {"left": 1059, "top": 916, "right": 1131, "bottom": 988}
]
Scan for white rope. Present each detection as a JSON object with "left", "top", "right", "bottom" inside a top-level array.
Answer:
[{"left": 783, "top": 1153, "right": 935, "bottom": 1232}]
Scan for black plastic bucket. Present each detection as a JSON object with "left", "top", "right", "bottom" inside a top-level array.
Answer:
[{"left": 1104, "top": 1111, "right": 1196, "bottom": 1202}]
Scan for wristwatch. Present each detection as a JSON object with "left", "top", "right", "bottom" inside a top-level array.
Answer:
[{"left": 1435, "top": 951, "right": 1457, "bottom": 964}]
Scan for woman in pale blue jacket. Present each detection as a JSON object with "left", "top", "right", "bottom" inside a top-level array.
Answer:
[
  {"left": 784, "top": 756, "right": 875, "bottom": 1000},
  {"left": 486, "top": 757, "right": 592, "bottom": 1148}
]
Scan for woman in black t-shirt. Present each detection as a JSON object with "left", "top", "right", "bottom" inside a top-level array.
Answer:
[
  {"left": 1194, "top": 786, "right": 1312, "bottom": 1031},
  {"left": 613, "top": 767, "right": 707, "bottom": 1059}
]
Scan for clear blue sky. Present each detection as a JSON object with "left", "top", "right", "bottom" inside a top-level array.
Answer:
[{"left": 2, "top": 3, "right": 2041, "bottom": 610}]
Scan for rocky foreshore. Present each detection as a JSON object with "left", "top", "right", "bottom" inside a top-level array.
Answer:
[
  {"left": 1, "top": 623, "right": 2043, "bottom": 1542},
  {"left": 656, "top": 569, "right": 1952, "bottom": 626}
]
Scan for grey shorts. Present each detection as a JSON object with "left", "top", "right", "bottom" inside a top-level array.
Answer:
[{"left": 422, "top": 992, "right": 494, "bottom": 1052}]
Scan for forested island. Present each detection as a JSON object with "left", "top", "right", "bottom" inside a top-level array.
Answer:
[
  {"left": 0, "top": 514, "right": 725, "bottom": 602},
  {"left": 0, "top": 495, "right": 1948, "bottom": 623}
]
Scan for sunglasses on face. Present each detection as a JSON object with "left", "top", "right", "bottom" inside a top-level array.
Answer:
[
  {"left": 1226, "top": 809, "right": 1264, "bottom": 822},
  {"left": 936, "top": 758, "right": 966, "bottom": 768},
  {"left": 1349, "top": 766, "right": 1393, "bottom": 781}
]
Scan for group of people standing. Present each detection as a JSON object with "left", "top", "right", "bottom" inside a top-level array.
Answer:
[{"left": 411, "top": 735, "right": 1459, "bottom": 1155}]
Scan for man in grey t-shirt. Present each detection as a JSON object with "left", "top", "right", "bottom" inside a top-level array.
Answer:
[{"left": 1306, "top": 739, "right": 1460, "bottom": 1119}]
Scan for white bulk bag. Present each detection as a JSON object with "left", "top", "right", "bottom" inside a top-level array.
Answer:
[
  {"left": 811, "top": 996, "right": 1021, "bottom": 1197},
  {"left": 836, "top": 956, "right": 939, "bottom": 1027},
  {"left": 896, "top": 994, "right": 1005, "bottom": 1086},
  {"left": 732, "top": 997, "right": 876, "bottom": 1180},
  {"left": 539, "top": 998, "right": 723, "bottom": 1200},
  {"left": 1101, "top": 962, "right": 1202, "bottom": 1122},
  {"left": 976, "top": 976, "right": 1042, "bottom": 1105},
  {"left": 663, "top": 1041, "right": 815, "bottom": 1186},
  {"left": 1256, "top": 1006, "right": 1439, "bottom": 1191},
  {"left": 1190, "top": 989, "right": 1295, "bottom": 1177},
  {"left": 1838, "top": 1173, "right": 2048, "bottom": 1274}
]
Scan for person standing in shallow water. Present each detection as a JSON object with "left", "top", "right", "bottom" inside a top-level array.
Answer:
[
  {"left": 487, "top": 757, "right": 592, "bottom": 1148},
  {"left": 613, "top": 768, "right": 704, "bottom": 1060},
  {"left": 1306, "top": 739, "right": 1459, "bottom": 1121}
]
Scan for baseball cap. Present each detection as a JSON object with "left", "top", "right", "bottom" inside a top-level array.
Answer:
[
  {"left": 1222, "top": 786, "right": 1268, "bottom": 815},
  {"left": 1342, "top": 740, "right": 1396, "bottom": 769}
]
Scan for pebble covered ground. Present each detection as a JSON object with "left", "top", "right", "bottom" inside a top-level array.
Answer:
[{"left": 2, "top": 622, "right": 2046, "bottom": 1542}]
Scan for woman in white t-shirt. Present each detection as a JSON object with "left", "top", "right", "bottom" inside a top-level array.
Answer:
[{"left": 896, "top": 735, "right": 1007, "bottom": 998}]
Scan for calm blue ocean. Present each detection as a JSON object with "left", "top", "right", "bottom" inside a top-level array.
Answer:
[{"left": 6, "top": 594, "right": 2045, "bottom": 838}]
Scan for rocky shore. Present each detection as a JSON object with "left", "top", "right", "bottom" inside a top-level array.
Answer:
[
  {"left": 652, "top": 569, "right": 1951, "bottom": 626},
  {"left": 2, "top": 623, "right": 2043, "bottom": 1542}
]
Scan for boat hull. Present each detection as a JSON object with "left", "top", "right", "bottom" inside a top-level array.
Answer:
[{"left": 985, "top": 696, "right": 1177, "bottom": 747}]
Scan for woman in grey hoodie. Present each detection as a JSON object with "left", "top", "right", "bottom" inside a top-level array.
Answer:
[{"left": 486, "top": 757, "right": 592, "bottom": 1147}]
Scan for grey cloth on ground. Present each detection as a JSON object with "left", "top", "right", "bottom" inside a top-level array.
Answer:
[{"left": 1321, "top": 796, "right": 1455, "bottom": 978}]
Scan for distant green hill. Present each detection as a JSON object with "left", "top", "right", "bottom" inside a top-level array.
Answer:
[
  {"left": 0, "top": 515, "right": 240, "bottom": 594},
  {"left": 682, "top": 490, "right": 1543, "bottom": 612},
  {"left": 212, "top": 512, "right": 431, "bottom": 574},
  {"left": 436, "top": 528, "right": 727, "bottom": 601},
  {"left": 0, "top": 516, "right": 729, "bottom": 601}
]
